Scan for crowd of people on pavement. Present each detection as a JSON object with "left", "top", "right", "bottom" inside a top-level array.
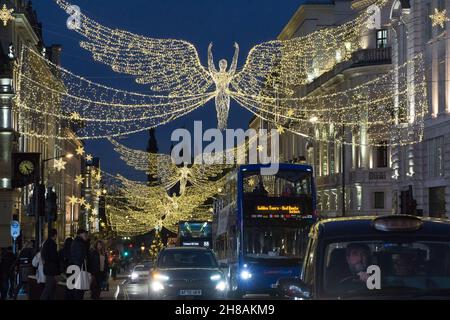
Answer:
[{"left": 0, "top": 228, "right": 119, "bottom": 300}]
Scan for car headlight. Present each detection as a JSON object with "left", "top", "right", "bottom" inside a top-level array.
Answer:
[
  {"left": 240, "top": 270, "right": 252, "bottom": 280},
  {"left": 153, "top": 273, "right": 169, "bottom": 281},
  {"left": 131, "top": 272, "right": 138, "bottom": 280},
  {"left": 151, "top": 281, "right": 164, "bottom": 292},
  {"left": 210, "top": 274, "right": 222, "bottom": 281},
  {"left": 215, "top": 281, "right": 227, "bottom": 292}
]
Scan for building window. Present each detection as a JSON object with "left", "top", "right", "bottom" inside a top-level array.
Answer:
[
  {"left": 429, "top": 187, "right": 445, "bottom": 218},
  {"left": 374, "top": 192, "right": 385, "bottom": 209},
  {"left": 428, "top": 136, "right": 444, "bottom": 177},
  {"left": 376, "top": 29, "right": 388, "bottom": 49},
  {"left": 376, "top": 141, "right": 388, "bottom": 168}
]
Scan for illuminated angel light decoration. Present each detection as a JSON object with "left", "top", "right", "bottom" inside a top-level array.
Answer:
[
  {"left": 108, "top": 138, "right": 230, "bottom": 196},
  {"left": 103, "top": 172, "right": 224, "bottom": 235},
  {"left": 52, "top": 0, "right": 390, "bottom": 131},
  {"left": 208, "top": 42, "right": 239, "bottom": 129}
]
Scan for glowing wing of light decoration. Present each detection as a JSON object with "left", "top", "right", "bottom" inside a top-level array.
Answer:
[
  {"left": 231, "top": 0, "right": 389, "bottom": 97},
  {"left": 109, "top": 138, "right": 229, "bottom": 196},
  {"left": 106, "top": 173, "right": 225, "bottom": 235},
  {"left": 55, "top": 0, "right": 213, "bottom": 97}
]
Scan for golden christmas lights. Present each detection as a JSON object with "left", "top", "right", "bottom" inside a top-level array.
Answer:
[
  {"left": 430, "top": 8, "right": 449, "bottom": 28},
  {"left": 0, "top": 4, "right": 14, "bottom": 27}
]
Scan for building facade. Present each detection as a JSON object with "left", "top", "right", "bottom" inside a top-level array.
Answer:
[
  {"left": 255, "top": 0, "right": 450, "bottom": 218},
  {"left": 0, "top": 0, "right": 83, "bottom": 248}
]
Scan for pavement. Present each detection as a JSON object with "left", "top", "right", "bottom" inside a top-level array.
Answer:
[{"left": 13, "top": 274, "right": 129, "bottom": 300}]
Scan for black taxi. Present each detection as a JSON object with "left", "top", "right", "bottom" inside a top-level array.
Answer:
[{"left": 276, "top": 215, "right": 450, "bottom": 299}]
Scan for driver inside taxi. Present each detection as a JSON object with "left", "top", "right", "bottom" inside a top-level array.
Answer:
[{"left": 343, "top": 243, "right": 371, "bottom": 283}]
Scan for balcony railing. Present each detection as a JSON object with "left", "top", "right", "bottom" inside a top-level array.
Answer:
[
  {"left": 351, "top": 47, "right": 392, "bottom": 67},
  {"left": 349, "top": 168, "right": 392, "bottom": 183},
  {"left": 306, "top": 47, "right": 392, "bottom": 94}
]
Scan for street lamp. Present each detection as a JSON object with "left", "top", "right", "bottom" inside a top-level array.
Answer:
[{"left": 309, "top": 116, "right": 319, "bottom": 124}]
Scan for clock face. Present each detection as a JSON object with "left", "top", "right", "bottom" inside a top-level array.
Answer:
[{"left": 19, "top": 160, "right": 34, "bottom": 175}]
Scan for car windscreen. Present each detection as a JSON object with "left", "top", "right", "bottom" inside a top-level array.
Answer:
[
  {"left": 157, "top": 250, "right": 218, "bottom": 269},
  {"left": 323, "top": 240, "right": 450, "bottom": 298},
  {"left": 134, "top": 266, "right": 145, "bottom": 272}
]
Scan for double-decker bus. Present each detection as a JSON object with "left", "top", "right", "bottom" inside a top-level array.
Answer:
[
  {"left": 178, "top": 221, "right": 212, "bottom": 248},
  {"left": 213, "top": 163, "right": 317, "bottom": 297}
]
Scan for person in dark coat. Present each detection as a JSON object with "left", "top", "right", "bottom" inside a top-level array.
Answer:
[
  {"left": 67, "top": 229, "right": 89, "bottom": 300},
  {"left": 40, "top": 229, "right": 59, "bottom": 300},
  {"left": 0, "top": 247, "right": 16, "bottom": 300},
  {"left": 88, "top": 240, "right": 109, "bottom": 299},
  {"left": 58, "top": 237, "right": 73, "bottom": 275},
  {"left": 13, "top": 241, "right": 36, "bottom": 299}
]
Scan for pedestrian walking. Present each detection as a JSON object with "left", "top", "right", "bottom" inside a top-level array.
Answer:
[
  {"left": 13, "top": 241, "right": 36, "bottom": 299},
  {"left": 67, "top": 229, "right": 89, "bottom": 300},
  {"left": 88, "top": 240, "right": 109, "bottom": 299},
  {"left": 58, "top": 237, "right": 73, "bottom": 275},
  {"left": 40, "top": 229, "right": 59, "bottom": 300},
  {"left": 32, "top": 247, "right": 46, "bottom": 299},
  {"left": 0, "top": 247, "right": 16, "bottom": 300}
]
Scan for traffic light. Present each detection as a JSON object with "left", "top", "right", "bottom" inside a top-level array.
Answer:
[
  {"left": 123, "top": 251, "right": 129, "bottom": 257},
  {"left": 45, "top": 188, "right": 58, "bottom": 222}
]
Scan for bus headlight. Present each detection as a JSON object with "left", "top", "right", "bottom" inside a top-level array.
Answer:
[
  {"left": 131, "top": 272, "right": 138, "bottom": 280},
  {"left": 215, "top": 281, "right": 227, "bottom": 291},
  {"left": 240, "top": 270, "right": 252, "bottom": 280}
]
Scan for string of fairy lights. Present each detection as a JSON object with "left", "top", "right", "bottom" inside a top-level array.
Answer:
[{"left": 231, "top": 54, "right": 428, "bottom": 147}]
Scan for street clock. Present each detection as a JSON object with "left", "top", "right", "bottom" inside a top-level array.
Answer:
[{"left": 19, "top": 160, "right": 35, "bottom": 176}]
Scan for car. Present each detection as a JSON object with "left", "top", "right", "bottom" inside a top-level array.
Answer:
[
  {"left": 148, "top": 247, "right": 228, "bottom": 299},
  {"left": 277, "top": 215, "right": 450, "bottom": 300},
  {"left": 130, "top": 264, "right": 151, "bottom": 283}
]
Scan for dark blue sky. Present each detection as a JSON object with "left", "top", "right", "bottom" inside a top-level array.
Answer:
[{"left": 33, "top": 0, "right": 304, "bottom": 180}]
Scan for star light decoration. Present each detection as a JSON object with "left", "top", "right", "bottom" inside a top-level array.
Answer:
[
  {"left": 430, "top": 8, "right": 449, "bottom": 29},
  {"left": 75, "top": 145, "right": 85, "bottom": 156},
  {"left": 85, "top": 154, "right": 93, "bottom": 162},
  {"left": 0, "top": 4, "right": 14, "bottom": 27},
  {"left": 53, "top": 158, "right": 67, "bottom": 171},
  {"left": 70, "top": 112, "right": 81, "bottom": 121},
  {"left": 276, "top": 125, "right": 285, "bottom": 134},
  {"left": 74, "top": 174, "right": 84, "bottom": 185},
  {"left": 69, "top": 195, "right": 78, "bottom": 205},
  {"left": 78, "top": 197, "right": 87, "bottom": 207}
]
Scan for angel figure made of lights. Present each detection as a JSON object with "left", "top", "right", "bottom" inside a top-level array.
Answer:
[
  {"left": 208, "top": 42, "right": 239, "bottom": 129},
  {"left": 55, "top": 0, "right": 388, "bottom": 130}
]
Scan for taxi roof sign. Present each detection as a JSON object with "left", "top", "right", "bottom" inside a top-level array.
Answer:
[{"left": 372, "top": 215, "right": 423, "bottom": 232}]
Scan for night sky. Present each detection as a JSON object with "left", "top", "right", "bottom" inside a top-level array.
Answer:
[{"left": 33, "top": 0, "right": 304, "bottom": 180}]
